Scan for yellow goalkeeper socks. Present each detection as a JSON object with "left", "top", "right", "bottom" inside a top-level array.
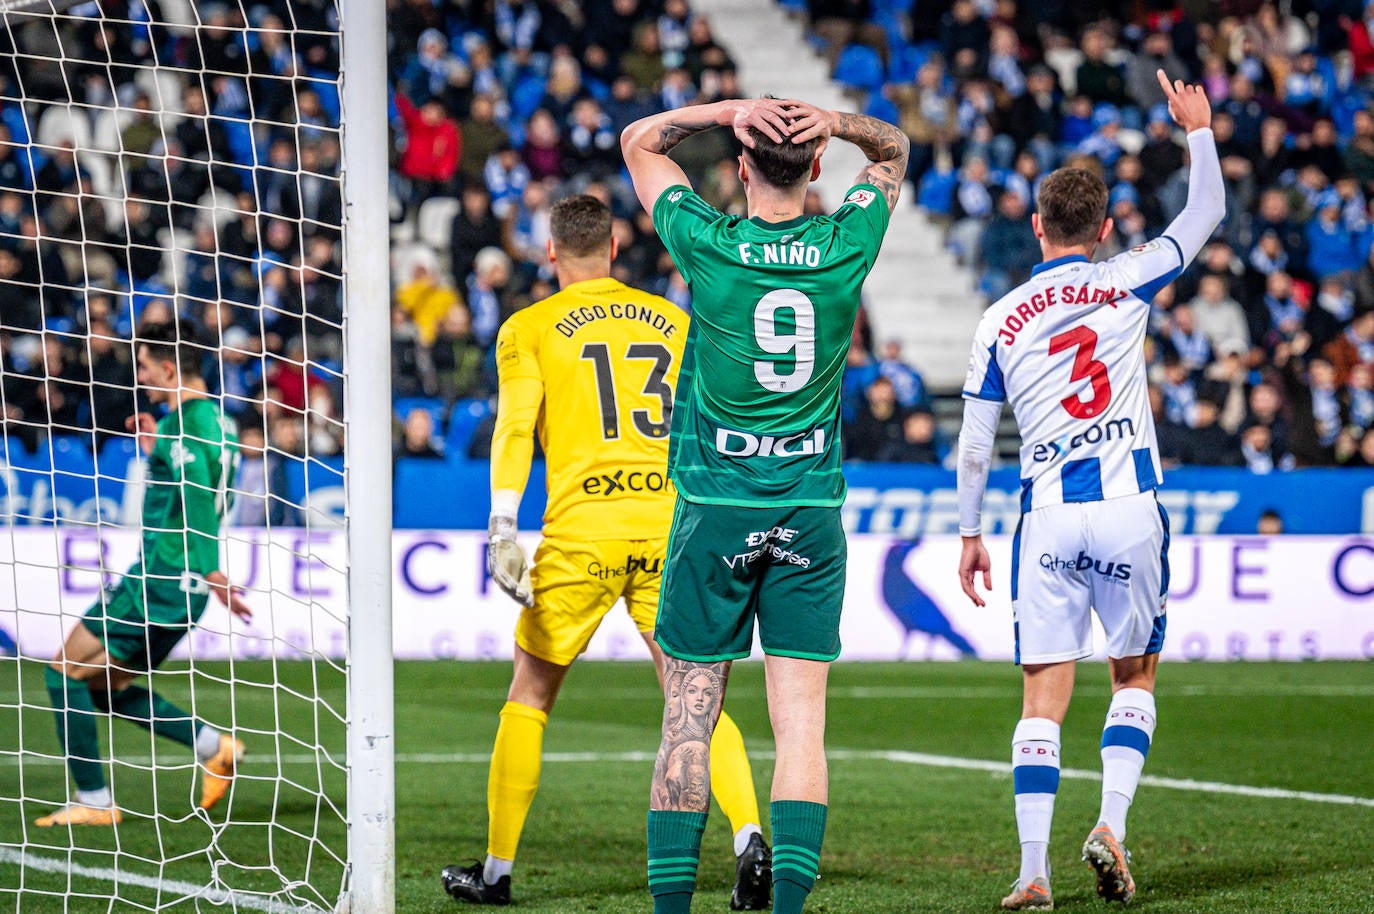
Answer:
[
  {"left": 486, "top": 700, "right": 548, "bottom": 862},
  {"left": 710, "top": 710, "right": 761, "bottom": 840}
]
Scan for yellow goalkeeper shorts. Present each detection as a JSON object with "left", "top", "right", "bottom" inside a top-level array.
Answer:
[{"left": 516, "top": 536, "right": 667, "bottom": 666}]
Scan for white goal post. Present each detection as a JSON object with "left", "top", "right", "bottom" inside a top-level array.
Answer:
[
  {"left": 339, "top": 0, "right": 395, "bottom": 909},
  {"left": 0, "top": 0, "right": 395, "bottom": 910}
]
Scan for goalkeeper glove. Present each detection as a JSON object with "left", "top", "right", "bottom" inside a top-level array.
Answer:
[{"left": 488, "top": 513, "right": 533, "bottom": 607}]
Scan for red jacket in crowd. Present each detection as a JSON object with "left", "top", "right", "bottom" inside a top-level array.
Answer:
[{"left": 395, "top": 92, "right": 461, "bottom": 182}]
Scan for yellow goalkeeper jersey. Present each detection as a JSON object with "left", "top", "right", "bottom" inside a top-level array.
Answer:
[{"left": 491, "top": 277, "right": 686, "bottom": 540}]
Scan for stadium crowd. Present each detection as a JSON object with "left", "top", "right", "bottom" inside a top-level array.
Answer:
[
  {"left": 811, "top": 0, "right": 1374, "bottom": 467},
  {"left": 2, "top": 0, "right": 1374, "bottom": 524}
]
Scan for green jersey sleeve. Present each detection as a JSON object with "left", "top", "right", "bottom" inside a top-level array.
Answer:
[
  {"left": 652, "top": 185, "right": 725, "bottom": 287},
  {"left": 829, "top": 184, "right": 892, "bottom": 270},
  {"left": 143, "top": 400, "right": 238, "bottom": 578}
]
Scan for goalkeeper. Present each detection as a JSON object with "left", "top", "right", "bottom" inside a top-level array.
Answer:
[
  {"left": 36, "top": 320, "right": 248, "bottom": 827},
  {"left": 441, "top": 195, "right": 772, "bottom": 910}
]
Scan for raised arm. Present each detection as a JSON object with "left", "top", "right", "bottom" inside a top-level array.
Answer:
[
  {"left": 619, "top": 98, "right": 792, "bottom": 214},
  {"left": 785, "top": 104, "right": 910, "bottom": 211},
  {"left": 1156, "top": 70, "right": 1224, "bottom": 263}
]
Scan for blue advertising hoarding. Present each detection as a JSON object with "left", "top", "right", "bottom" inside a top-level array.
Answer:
[{"left": 3, "top": 445, "right": 1372, "bottom": 534}]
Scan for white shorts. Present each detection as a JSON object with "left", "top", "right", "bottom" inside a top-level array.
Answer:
[{"left": 1011, "top": 491, "right": 1169, "bottom": 665}]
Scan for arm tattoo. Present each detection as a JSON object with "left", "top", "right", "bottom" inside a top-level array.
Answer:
[
  {"left": 834, "top": 111, "right": 910, "bottom": 212},
  {"left": 655, "top": 116, "right": 718, "bottom": 155},
  {"left": 650, "top": 658, "right": 731, "bottom": 811}
]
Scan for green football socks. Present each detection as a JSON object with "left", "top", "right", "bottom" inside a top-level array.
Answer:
[
  {"left": 647, "top": 809, "right": 707, "bottom": 914},
  {"left": 44, "top": 667, "right": 105, "bottom": 792},
  {"left": 771, "top": 800, "right": 828, "bottom": 914},
  {"left": 93, "top": 684, "right": 198, "bottom": 747}
]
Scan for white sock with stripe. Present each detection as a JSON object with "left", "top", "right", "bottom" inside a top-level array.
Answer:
[
  {"left": 1098, "top": 688, "right": 1157, "bottom": 841},
  {"left": 1011, "top": 717, "right": 1060, "bottom": 886}
]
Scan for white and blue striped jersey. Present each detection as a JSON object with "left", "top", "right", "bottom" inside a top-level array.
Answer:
[{"left": 963, "top": 241, "right": 1186, "bottom": 512}]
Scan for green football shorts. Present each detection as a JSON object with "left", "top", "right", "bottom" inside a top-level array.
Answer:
[
  {"left": 655, "top": 499, "right": 847, "bottom": 662},
  {"left": 81, "top": 572, "right": 206, "bottom": 672}
]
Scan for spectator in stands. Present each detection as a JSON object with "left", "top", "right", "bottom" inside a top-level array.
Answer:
[
  {"left": 876, "top": 340, "right": 926, "bottom": 410},
  {"left": 507, "top": 182, "right": 554, "bottom": 281},
  {"left": 450, "top": 185, "right": 504, "bottom": 283},
  {"left": 1348, "top": 361, "right": 1374, "bottom": 431},
  {"left": 565, "top": 98, "right": 620, "bottom": 181},
  {"left": 1075, "top": 27, "right": 1128, "bottom": 106},
  {"left": 1256, "top": 509, "right": 1284, "bottom": 534},
  {"left": 429, "top": 304, "right": 487, "bottom": 402},
  {"left": 1188, "top": 384, "right": 1243, "bottom": 467},
  {"left": 1128, "top": 33, "right": 1185, "bottom": 110},
  {"left": 394, "top": 91, "right": 461, "bottom": 211},
  {"left": 605, "top": 74, "right": 659, "bottom": 137},
  {"left": 1149, "top": 385, "right": 1193, "bottom": 468},
  {"left": 229, "top": 424, "right": 298, "bottom": 527},
  {"left": 949, "top": 155, "right": 994, "bottom": 265},
  {"left": 684, "top": 14, "right": 734, "bottom": 82},
  {"left": 395, "top": 254, "right": 460, "bottom": 348},
  {"left": 1323, "top": 305, "right": 1374, "bottom": 384},
  {"left": 1240, "top": 421, "right": 1295, "bottom": 474},
  {"left": 841, "top": 337, "right": 879, "bottom": 425},
  {"left": 484, "top": 142, "right": 531, "bottom": 219},
  {"left": 809, "top": 0, "right": 887, "bottom": 73},
  {"left": 218, "top": 326, "right": 263, "bottom": 419},
  {"left": 846, "top": 376, "right": 906, "bottom": 462},
  {"left": 396, "top": 407, "right": 445, "bottom": 460},
  {"left": 265, "top": 339, "right": 326, "bottom": 415},
  {"left": 1245, "top": 380, "right": 1291, "bottom": 456},
  {"left": 392, "top": 304, "right": 425, "bottom": 399},
  {"left": 81, "top": 317, "right": 134, "bottom": 444},
  {"left": 1306, "top": 191, "right": 1362, "bottom": 280},
  {"left": 891, "top": 58, "right": 957, "bottom": 188},
  {"left": 467, "top": 246, "right": 512, "bottom": 349},
  {"left": 878, "top": 409, "right": 943, "bottom": 464},
  {"left": 621, "top": 21, "right": 667, "bottom": 89},
  {"left": 1164, "top": 302, "right": 1212, "bottom": 373},
  {"left": 1256, "top": 270, "right": 1305, "bottom": 355},
  {"left": 1004, "top": 63, "right": 1054, "bottom": 153},
  {"left": 1190, "top": 275, "right": 1251, "bottom": 362},
  {"left": 398, "top": 29, "right": 470, "bottom": 112},
  {"left": 460, "top": 94, "right": 510, "bottom": 188},
  {"left": 979, "top": 189, "right": 1039, "bottom": 300}
]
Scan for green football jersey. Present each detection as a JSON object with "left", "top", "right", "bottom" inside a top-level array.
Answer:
[
  {"left": 139, "top": 397, "right": 239, "bottom": 610},
  {"left": 653, "top": 183, "right": 891, "bottom": 506}
]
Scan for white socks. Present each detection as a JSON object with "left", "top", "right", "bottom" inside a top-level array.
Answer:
[
  {"left": 1011, "top": 717, "right": 1061, "bottom": 885},
  {"left": 483, "top": 855, "right": 513, "bottom": 884},
  {"left": 75, "top": 787, "right": 112, "bottom": 808},
  {"left": 195, "top": 724, "right": 223, "bottom": 762},
  {"left": 1098, "top": 688, "right": 1157, "bottom": 841},
  {"left": 733, "top": 823, "right": 762, "bottom": 857}
]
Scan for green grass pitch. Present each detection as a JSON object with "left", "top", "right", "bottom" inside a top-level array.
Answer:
[{"left": 1, "top": 658, "right": 1371, "bottom": 912}]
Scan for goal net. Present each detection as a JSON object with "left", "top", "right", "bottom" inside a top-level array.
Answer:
[{"left": 0, "top": 0, "right": 389, "bottom": 910}]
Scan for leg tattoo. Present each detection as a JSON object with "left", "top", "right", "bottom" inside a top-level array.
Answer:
[{"left": 651, "top": 658, "right": 730, "bottom": 811}]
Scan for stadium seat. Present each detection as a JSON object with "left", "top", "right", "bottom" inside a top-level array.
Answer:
[
  {"left": 888, "top": 44, "right": 932, "bottom": 83},
  {"left": 833, "top": 44, "right": 885, "bottom": 95},
  {"left": 283, "top": 454, "right": 347, "bottom": 522},
  {"left": 97, "top": 436, "right": 140, "bottom": 480},
  {"left": 864, "top": 93, "right": 901, "bottom": 127},
  {"left": 445, "top": 398, "right": 491, "bottom": 457},
  {"left": 395, "top": 396, "right": 447, "bottom": 431},
  {"left": 510, "top": 74, "right": 548, "bottom": 123},
  {"left": 417, "top": 196, "right": 461, "bottom": 251}
]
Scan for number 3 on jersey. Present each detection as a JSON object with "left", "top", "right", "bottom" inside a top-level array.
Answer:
[
  {"left": 581, "top": 342, "right": 673, "bottom": 440},
  {"left": 1049, "top": 325, "right": 1111, "bottom": 419}
]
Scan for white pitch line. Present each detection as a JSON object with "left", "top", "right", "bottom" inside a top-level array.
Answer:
[
  {"left": 826, "top": 750, "right": 1374, "bottom": 808},
  {"left": 0, "top": 847, "right": 326, "bottom": 912},
  {"left": 4, "top": 749, "right": 1372, "bottom": 808}
]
